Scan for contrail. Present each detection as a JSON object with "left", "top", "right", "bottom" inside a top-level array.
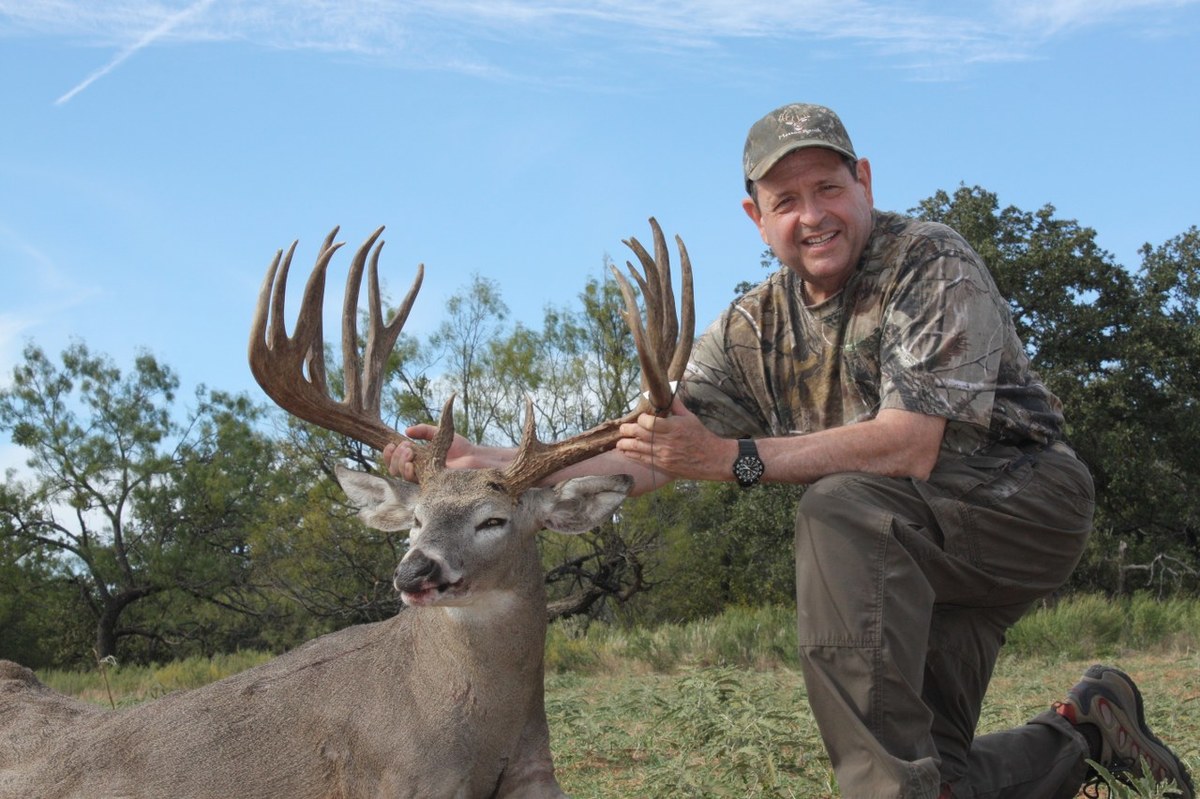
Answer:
[{"left": 55, "top": 0, "right": 217, "bottom": 105}]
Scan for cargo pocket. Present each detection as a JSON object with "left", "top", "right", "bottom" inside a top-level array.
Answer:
[{"left": 913, "top": 446, "right": 1036, "bottom": 567}]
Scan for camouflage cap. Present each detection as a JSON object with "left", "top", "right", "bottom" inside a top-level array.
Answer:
[{"left": 743, "top": 103, "right": 857, "bottom": 192}]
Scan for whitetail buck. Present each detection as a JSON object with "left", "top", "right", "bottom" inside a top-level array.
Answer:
[{"left": 0, "top": 221, "right": 692, "bottom": 799}]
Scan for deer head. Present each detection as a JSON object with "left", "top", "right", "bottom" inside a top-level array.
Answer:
[{"left": 247, "top": 222, "right": 693, "bottom": 608}]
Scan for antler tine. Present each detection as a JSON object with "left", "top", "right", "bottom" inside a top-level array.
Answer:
[
  {"left": 667, "top": 233, "right": 695, "bottom": 383},
  {"left": 616, "top": 217, "right": 693, "bottom": 413},
  {"left": 411, "top": 395, "right": 458, "bottom": 483},
  {"left": 249, "top": 226, "right": 419, "bottom": 454},
  {"left": 250, "top": 232, "right": 341, "bottom": 410},
  {"left": 339, "top": 227, "right": 379, "bottom": 415},
  {"left": 500, "top": 218, "right": 695, "bottom": 495},
  {"left": 365, "top": 248, "right": 424, "bottom": 418},
  {"left": 609, "top": 268, "right": 660, "bottom": 408},
  {"left": 302, "top": 228, "right": 342, "bottom": 396}
]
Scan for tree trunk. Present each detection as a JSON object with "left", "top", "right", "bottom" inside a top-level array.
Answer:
[{"left": 94, "top": 587, "right": 157, "bottom": 660}]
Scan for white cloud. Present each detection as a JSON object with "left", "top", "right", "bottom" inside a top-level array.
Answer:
[
  {"left": 998, "top": 0, "right": 1198, "bottom": 35},
  {"left": 1, "top": 0, "right": 1196, "bottom": 95},
  {"left": 55, "top": 0, "right": 217, "bottom": 104}
]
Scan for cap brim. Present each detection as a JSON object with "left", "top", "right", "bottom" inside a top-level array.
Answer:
[{"left": 746, "top": 140, "right": 857, "bottom": 183}]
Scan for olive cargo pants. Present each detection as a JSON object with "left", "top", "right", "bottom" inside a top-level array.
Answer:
[{"left": 793, "top": 443, "right": 1095, "bottom": 799}]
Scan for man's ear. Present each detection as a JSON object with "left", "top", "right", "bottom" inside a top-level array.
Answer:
[
  {"left": 856, "top": 157, "right": 873, "bottom": 205},
  {"left": 742, "top": 195, "right": 767, "bottom": 244}
]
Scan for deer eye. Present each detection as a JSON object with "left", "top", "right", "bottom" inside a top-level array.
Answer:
[{"left": 477, "top": 517, "right": 506, "bottom": 532}]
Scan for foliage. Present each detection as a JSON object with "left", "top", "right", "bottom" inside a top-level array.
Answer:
[
  {"left": 1088, "top": 761, "right": 1190, "bottom": 799},
  {"left": 611, "top": 481, "right": 800, "bottom": 625},
  {"left": 546, "top": 604, "right": 799, "bottom": 674},
  {"left": 41, "top": 650, "right": 274, "bottom": 707},
  {"left": 0, "top": 528, "right": 83, "bottom": 668},
  {"left": 0, "top": 342, "right": 303, "bottom": 664},
  {"left": 1002, "top": 594, "right": 1200, "bottom": 661},
  {"left": 636, "top": 667, "right": 816, "bottom": 797}
]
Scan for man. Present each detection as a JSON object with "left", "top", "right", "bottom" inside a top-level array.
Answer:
[{"left": 386, "top": 103, "right": 1194, "bottom": 798}]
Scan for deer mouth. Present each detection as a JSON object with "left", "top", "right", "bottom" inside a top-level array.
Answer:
[{"left": 401, "top": 577, "right": 467, "bottom": 607}]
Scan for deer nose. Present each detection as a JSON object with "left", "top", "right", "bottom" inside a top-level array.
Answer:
[{"left": 394, "top": 551, "right": 440, "bottom": 593}]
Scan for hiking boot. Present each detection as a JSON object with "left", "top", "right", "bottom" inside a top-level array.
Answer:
[{"left": 1054, "top": 664, "right": 1194, "bottom": 798}]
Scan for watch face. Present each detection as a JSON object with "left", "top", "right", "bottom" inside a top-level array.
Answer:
[{"left": 734, "top": 454, "right": 764, "bottom": 486}]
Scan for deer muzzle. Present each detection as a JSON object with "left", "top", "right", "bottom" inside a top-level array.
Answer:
[{"left": 394, "top": 550, "right": 465, "bottom": 607}]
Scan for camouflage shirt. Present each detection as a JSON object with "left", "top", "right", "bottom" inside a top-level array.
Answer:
[{"left": 681, "top": 210, "right": 1064, "bottom": 455}]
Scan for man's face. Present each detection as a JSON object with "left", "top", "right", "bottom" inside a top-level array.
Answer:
[{"left": 742, "top": 148, "right": 874, "bottom": 303}]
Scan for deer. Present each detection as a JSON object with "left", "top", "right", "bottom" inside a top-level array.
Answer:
[{"left": 0, "top": 220, "right": 693, "bottom": 799}]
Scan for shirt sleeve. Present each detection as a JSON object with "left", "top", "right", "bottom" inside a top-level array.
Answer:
[
  {"left": 679, "top": 311, "right": 775, "bottom": 439},
  {"left": 877, "top": 236, "right": 1009, "bottom": 430}
]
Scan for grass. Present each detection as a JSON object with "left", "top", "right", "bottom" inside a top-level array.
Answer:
[
  {"left": 43, "top": 650, "right": 274, "bottom": 708},
  {"left": 35, "top": 596, "right": 1200, "bottom": 797},
  {"left": 542, "top": 653, "right": 1200, "bottom": 798}
]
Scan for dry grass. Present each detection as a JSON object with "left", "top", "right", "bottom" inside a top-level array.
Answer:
[{"left": 549, "top": 652, "right": 1200, "bottom": 798}]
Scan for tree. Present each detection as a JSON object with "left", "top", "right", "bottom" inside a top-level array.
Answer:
[
  {"left": 428, "top": 274, "right": 513, "bottom": 444},
  {"left": 0, "top": 342, "right": 293, "bottom": 663},
  {"left": 615, "top": 480, "right": 800, "bottom": 625},
  {"left": 1071, "top": 228, "right": 1200, "bottom": 594},
  {"left": 0, "top": 500, "right": 83, "bottom": 667}
]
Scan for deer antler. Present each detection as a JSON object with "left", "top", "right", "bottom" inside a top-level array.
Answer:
[
  {"left": 500, "top": 218, "right": 694, "bottom": 493},
  {"left": 248, "top": 226, "right": 453, "bottom": 481},
  {"left": 249, "top": 219, "right": 693, "bottom": 491}
]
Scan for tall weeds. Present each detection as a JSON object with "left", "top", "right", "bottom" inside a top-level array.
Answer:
[{"left": 545, "top": 594, "right": 1200, "bottom": 675}]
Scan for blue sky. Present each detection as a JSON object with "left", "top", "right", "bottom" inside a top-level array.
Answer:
[{"left": 2, "top": 1, "right": 1198, "bottom": 463}]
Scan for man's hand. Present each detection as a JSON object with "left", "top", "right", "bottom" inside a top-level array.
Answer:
[
  {"left": 614, "top": 397, "right": 737, "bottom": 482},
  {"left": 382, "top": 424, "right": 477, "bottom": 481}
]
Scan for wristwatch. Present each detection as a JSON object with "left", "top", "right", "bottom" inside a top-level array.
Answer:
[{"left": 732, "top": 438, "right": 765, "bottom": 488}]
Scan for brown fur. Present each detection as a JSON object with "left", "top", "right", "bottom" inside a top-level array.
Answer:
[{"left": 0, "top": 467, "right": 632, "bottom": 799}]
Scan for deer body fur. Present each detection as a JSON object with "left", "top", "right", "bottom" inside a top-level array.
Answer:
[{"left": 0, "top": 469, "right": 633, "bottom": 799}]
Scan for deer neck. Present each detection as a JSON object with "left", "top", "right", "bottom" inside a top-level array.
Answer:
[{"left": 405, "top": 561, "right": 549, "bottom": 673}]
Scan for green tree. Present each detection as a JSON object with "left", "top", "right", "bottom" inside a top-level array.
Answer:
[
  {"left": 621, "top": 481, "right": 800, "bottom": 625},
  {"left": 1073, "top": 228, "right": 1200, "bottom": 594},
  {"left": 428, "top": 274, "right": 512, "bottom": 444},
  {"left": 0, "top": 342, "right": 291, "bottom": 663},
  {"left": 0, "top": 500, "right": 84, "bottom": 667}
]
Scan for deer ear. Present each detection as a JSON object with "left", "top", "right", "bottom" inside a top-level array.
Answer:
[
  {"left": 334, "top": 465, "right": 420, "bottom": 532},
  {"left": 531, "top": 474, "right": 634, "bottom": 534}
]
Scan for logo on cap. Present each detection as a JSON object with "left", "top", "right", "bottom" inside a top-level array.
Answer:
[{"left": 776, "top": 105, "right": 822, "bottom": 140}]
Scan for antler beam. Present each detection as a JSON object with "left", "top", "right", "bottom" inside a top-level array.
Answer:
[{"left": 500, "top": 218, "right": 694, "bottom": 493}]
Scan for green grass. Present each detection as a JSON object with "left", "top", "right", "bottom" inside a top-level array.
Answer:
[{"left": 37, "top": 596, "right": 1200, "bottom": 797}]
